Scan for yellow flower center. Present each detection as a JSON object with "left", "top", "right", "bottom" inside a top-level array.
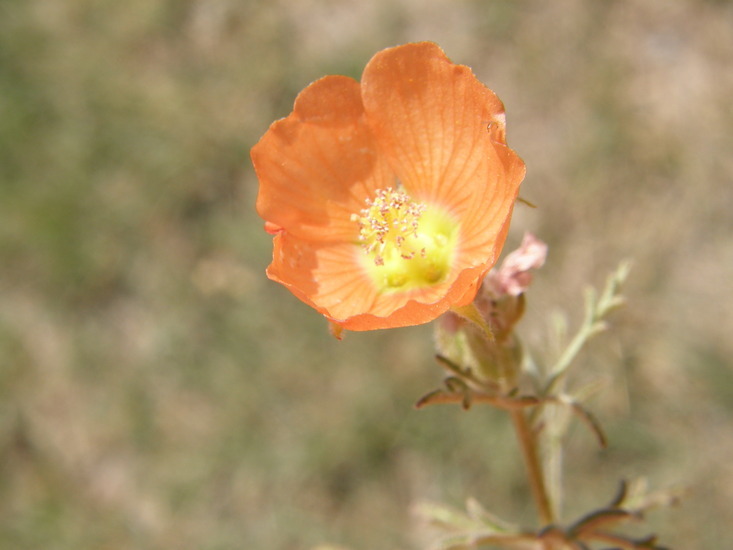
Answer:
[{"left": 353, "top": 187, "right": 459, "bottom": 291}]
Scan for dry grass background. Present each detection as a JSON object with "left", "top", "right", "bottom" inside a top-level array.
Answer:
[{"left": 1, "top": 0, "right": 732, "bottom": 548}]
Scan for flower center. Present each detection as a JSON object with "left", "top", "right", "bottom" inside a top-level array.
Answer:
[{"left": 353, "top": 187, "right": 459, "bottom": 291}]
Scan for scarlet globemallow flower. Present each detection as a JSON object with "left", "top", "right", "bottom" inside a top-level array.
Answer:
[{"left": 252, "top": 42, "right": 526, "bottom": 331}]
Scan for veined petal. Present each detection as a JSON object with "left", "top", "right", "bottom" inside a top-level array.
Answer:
[
  {"left": 361, "top": 42, "right": 525, "bottom": 304},
  {"left": 338, "top": 263, "right": 488, "bottom": 331},
  {"left": 360, "top": 42, "right": 509, "bottom": 218},
  {"left": 267, "top": 234, "right": 379, "bottom": 320},
  {"left": 267, "top": 231, "right": 484, "bottom": 331},
  {"left": 459, "top": 141, "right": 526, "bottom": 266},
  {"left": 253, "top": 75, "right": 394, "bottom": 243}
]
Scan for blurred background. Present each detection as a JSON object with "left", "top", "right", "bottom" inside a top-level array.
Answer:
[{"left": 2, "top": 0, "right": 732, "bottom": 548}]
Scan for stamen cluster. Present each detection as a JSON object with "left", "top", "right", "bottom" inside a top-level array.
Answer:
[{"left": 353, "top": 187, "right": 426, "bottom": 266}]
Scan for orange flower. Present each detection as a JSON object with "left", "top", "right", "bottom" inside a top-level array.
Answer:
[{"left": 252, "top": 42, "right": 525, "bottom": 331}]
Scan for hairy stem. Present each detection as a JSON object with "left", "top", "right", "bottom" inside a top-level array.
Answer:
[{"left": 510, "top": 409, "right": 554, "bottom": 526}]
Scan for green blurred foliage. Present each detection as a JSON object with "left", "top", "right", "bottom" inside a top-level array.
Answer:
[{"left": 1, "top": 0, "right": 732, "bottom": 548}]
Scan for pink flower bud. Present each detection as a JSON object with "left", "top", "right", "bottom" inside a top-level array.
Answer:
[{"left": 486, "top": 233, "right": 547, "bottom": 297}]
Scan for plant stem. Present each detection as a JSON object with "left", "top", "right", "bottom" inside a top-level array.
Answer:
[{"left": 510, "top": 409, "right": 554, "bottom": 526}]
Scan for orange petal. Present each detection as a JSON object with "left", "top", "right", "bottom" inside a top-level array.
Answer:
[
  {"left": 360, "top": 42, "right": 509, "bottom": 218},
  {"left": 458, "top": 141, "right": 526, "bottom": 270},
  {"left": 267, "top": 230, "right": 485, "bottom": 331},
  {"left": 338, "top": 262, "right": 489, "bottom": 331},
  {"left": 266, "top": 232, "right": 379, "bottom": 321},
  {"left": 361, "top": 42, "right": 525, "bottom": 308},
  {"left": 252, "top": 75, "right": 394, "bottom": 243}
]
